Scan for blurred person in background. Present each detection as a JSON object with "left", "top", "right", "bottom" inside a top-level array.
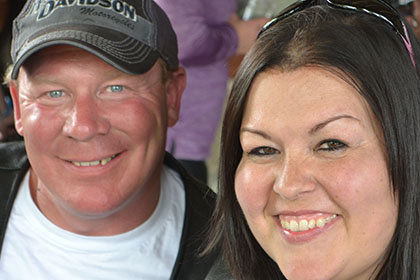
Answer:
[
  {"left": 0, "top": 89, "right": 14, "bottom": 141},
  {"left": 385, "top": 0, "right": 420, "bottom": 37},
  {"left": 155, "top": 0, "right": 269, "bottom": 183},
  {"left": 400, "top": 0, "right": 420, "bottom": 37},
  {"left": 0, "top": 0, "right": 25, "bottom": 142}
]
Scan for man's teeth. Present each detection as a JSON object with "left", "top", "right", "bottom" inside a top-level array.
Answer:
[
  {"left": 280, "top": 215, "right": 336, "bottom": 232},
  {"left": 72, "top": 155, "right": 115, "bottom": 167}
]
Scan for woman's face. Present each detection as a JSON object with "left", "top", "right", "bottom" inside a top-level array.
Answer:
[{"left": 235, "top": 67, "right": 398, "bottom": 280}]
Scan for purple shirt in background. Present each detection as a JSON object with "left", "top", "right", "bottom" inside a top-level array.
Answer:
[{"left": 155, "top": 0, "right": 238, "bottom": 160}]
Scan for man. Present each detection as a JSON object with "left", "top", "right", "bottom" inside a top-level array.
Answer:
[{"left": 0, "top": 0, "right": 220, "bottom": 279}]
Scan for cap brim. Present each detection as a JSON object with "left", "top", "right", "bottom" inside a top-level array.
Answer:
[{"left": 11, "top": 27, "right": 159, "bottom": 80}]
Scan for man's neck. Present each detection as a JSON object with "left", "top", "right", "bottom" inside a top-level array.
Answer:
[{"left": 29, "top": 168, "right": 162, "bottom": 236}]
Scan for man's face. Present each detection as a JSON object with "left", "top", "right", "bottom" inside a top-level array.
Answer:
[{"left": 10, "top": 45, "right": 184, "bottom": 235}]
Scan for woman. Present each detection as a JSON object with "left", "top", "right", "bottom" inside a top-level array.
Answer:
[{"left": 207, "top": 0, "right": 420, "bottom": 279}]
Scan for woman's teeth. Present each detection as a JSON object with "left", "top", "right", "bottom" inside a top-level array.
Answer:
[{"left": 280, "top": 214, "right": 337, "bottom": 232}]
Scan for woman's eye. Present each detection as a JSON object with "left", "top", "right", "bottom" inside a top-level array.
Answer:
[
  {"left": 47, "top": 90, "right": 64, "bottom": 98},
  {"left": 249, "top": 146, "right": 278, "bottom": 156},
  {"left": 107, "top": 85, "right": 124, "bottom": 93},
  {"left": 318, "top": 139, "right": 347, "bottom": 151}
]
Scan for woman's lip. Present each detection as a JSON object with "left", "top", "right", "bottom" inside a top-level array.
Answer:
[
  {"left": 275, "top": 214, "right": 340, "bottom": 244},
  {"left": 276, "top": 210, "right": 336, "bottom": 216}
]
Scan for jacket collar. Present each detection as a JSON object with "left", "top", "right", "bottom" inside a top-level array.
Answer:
[{"left": 0, "top": 141, "right": 27, "bottom": 170}]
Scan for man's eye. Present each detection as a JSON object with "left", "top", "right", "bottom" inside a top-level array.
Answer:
[
  {"left": 249, "top": 146, "right": 278, "bottom": 156},
  {"left": 318, "top": 139, "right": 347, "bottom": 151},
  {"left": 107, "top": 85, "right": 124, "bottom": 93},
  {"left": 48, "top": 90, "right": 63, "bottom": 98}
]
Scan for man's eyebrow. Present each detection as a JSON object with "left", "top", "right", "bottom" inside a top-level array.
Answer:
[
  {"left": 310, "top": 115, "right": 360, "bottom": 135},
  {"left": 239, "top": 127, "right": 272, "bottom": 140}
]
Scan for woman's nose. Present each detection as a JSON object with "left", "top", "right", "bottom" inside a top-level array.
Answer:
[{"left": 273, "top": 155, "right": 317, "bottom": 201}]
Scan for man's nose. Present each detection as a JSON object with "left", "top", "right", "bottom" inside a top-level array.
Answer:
[
  {"left": 273, "top": 155, "right": 317, "bottom": 201},
  {"left": 62, "top": 95, "right": 111, "bottom": 141}
]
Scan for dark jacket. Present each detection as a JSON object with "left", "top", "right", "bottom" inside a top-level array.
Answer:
[{"left": 0, "top": 141, "right": 224, "bottom": 279}]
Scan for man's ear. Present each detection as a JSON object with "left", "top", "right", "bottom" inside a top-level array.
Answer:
[
  {"left": 9, "top": 81, "right": 24, "bottom": 136},
  {"left": 165, "top": 67, "right": 186, "bottom": 127}
]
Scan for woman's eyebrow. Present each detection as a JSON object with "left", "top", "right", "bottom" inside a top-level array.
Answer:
[
  {"left": 310, "top": 115, "right": 361, "bottom": 135},
  {"left": 239, "top": 127, "right": 272, "bottom": 140}
]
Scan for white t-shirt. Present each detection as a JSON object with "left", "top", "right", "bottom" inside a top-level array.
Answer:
[{"left": 0, "top": 166, "right": 185, "bottom": 280}]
